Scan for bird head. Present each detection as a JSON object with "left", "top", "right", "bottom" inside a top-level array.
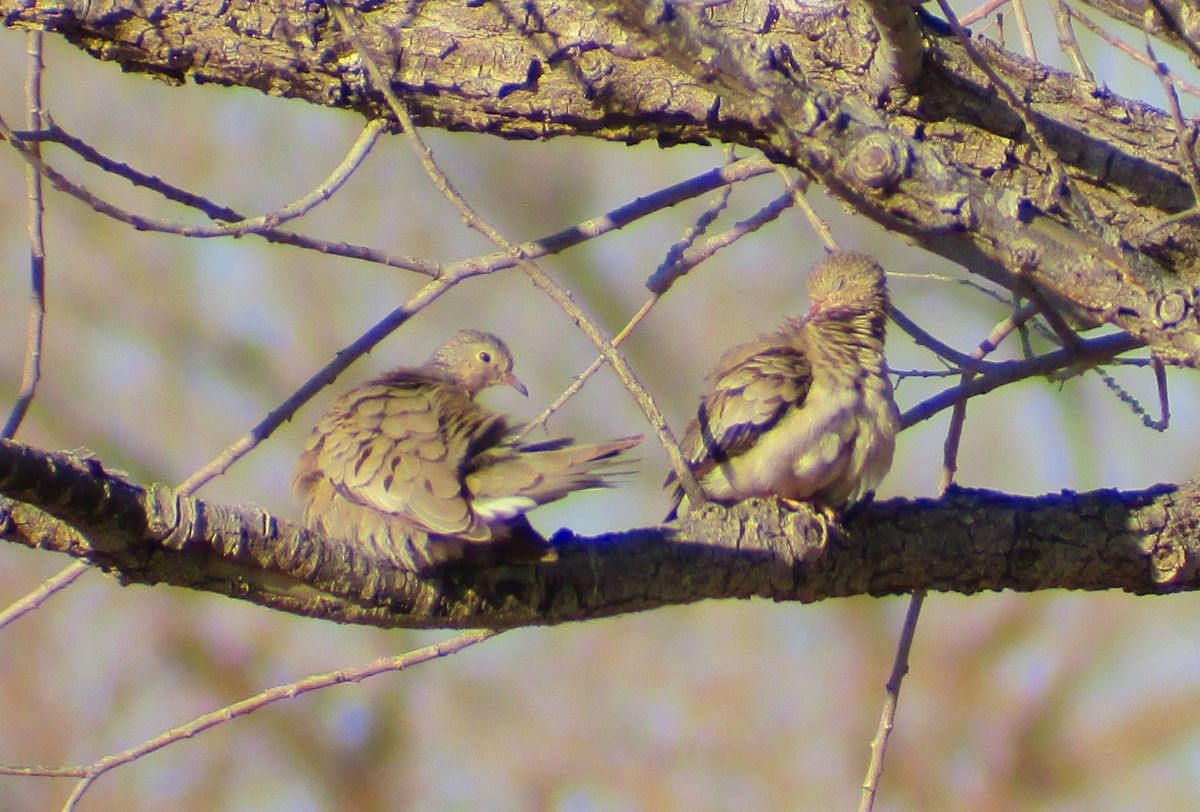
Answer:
[
  {"left": 804, "top": 251, "right": 889, "bottom": 324},
  {"left": 429, "top": 330, "right": 528, "bottom": 398}
]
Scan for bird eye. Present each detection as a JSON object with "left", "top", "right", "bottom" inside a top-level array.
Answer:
[{"left": 478, "top": 351, "right": 492, "bottom": 363}]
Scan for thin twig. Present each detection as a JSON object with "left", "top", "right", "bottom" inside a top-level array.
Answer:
[
  {"left": 515, "top": 296, "right": 658, "bottom": 441},
  {"left": 901, "top": 331, "right": 1143, "bottom": 428},
  {"left": 1094, "top": 357, "right": 1170, "bottom": 431},
  {"left": 3, "top": 32, "right": 48, "bottom": 440},
  {"left": 0, "top": 631, "right": 499, "bottom": 810},
  {"left": 647, "top": 191, "right": 794, "bottom": 294},
  {"left": 0, "top": 115, "right": 389, "bottom": 241},
  {"left": 12, "top": 122, "right": 439, "bottom": 274},
  {"left": 941, "top": 302, "right": 1039, "bottom": 489},
  {"left": 0, "top": 562, "right": 88, "bottom": 631},
  {"left": 330, "top": 1, "right": 705, "bottom": 506},
  {"left": 177, "top": 157, "right": 775, "bottom": 492},
  {"left": 14, "top": 122, "right": 242, "bottom": 220},
  {"left": 175, "top": 274, "right": 461, "bottom": 494},
  {"left": 10, "top": 121, "right": 772, "bottom": 281},
  {"left": 526, "top": 162, "right": 791, "bottom": 436},
  {"left": 861, "top": 300, "right": 1038, "bottom": 809},
  {"left": 774, "top": 165, "right": 838, "bottom": 252},
  {"left": 1147, "top": 35, "right": 1200, "bottom": 206},
  {"left": 960, "top": 0, "right": 1010, "bottom": 27},
  {"left": 858, "top": 590, "right": 925, "bottom": 812},
  {"left": 889, "top": 306, "right": 999, "bottom": 373},
  {"left": 1010, "top": 0, "right": 1037, "bottom": 61},
  {"left": 893, "top": 367, "right": 960, "bottom": 380},
  {"left": 656, "top": 148, "right": 736, "bottom": 273},
  {"left": 1049, "top": 0, "right": 1093, "bottom": 82},
  {"left": 1067, "top": 7, "right": 1200, "bottom": 99},
  {"left": 210, "top": 118, "right": 389, "bottom": 237}
]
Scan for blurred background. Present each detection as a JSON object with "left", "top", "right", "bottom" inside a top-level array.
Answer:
[{"left": 2, "top": 4, "right": 1200, "bottom": 809}]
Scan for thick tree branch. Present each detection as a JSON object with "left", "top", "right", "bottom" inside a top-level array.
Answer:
[
  {"left": 2, "top": 438, "right": 1197, "bottom": 630},
  {"left": 4, "top": 0, "right": 1200, "bottom": 368}
]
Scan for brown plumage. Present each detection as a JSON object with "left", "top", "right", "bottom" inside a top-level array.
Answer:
[
  {"left": 294, "top": 330, "right": 641, "bottom": 571},
  {"left": 667, "top": 251, "right": 901, "bottom": 517}
]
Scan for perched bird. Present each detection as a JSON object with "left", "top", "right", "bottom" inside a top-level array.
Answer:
[
  {"left": 294, "top": 330, "right": 641, "bottom": 571},
  {"left": 667, "top": 251, "right": 901, "bottom": 517}
]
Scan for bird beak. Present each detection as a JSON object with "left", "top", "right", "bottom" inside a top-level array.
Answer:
[{"left": 504, "top": 372, "right": 529, "bottom": 397}]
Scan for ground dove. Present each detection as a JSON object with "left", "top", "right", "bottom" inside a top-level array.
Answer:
[
  {"left": 667, "top": 251, "right": 901, "bottom": 517},
  {"left": 294, "top": 330, "right": 641, "bottom": 571}
]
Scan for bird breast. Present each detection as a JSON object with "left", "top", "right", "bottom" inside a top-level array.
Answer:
[{"left": 699, "top": 371, "right": 898, "bottom": 507}]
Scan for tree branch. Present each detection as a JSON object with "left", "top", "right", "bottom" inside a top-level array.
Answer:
[
  {"left": 4, "top": 0, "right": 1199, "bottom": 368},
  {"left": 1, "top": 438, "right": 1197, "bottom": 630}
]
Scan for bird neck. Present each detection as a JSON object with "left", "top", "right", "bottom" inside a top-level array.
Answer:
[
  {"left": 424, "top": 360, "right": 482, "bottom": 399},
  {"left": 801, "top": 309, "right": 888, "bottom": 375}
]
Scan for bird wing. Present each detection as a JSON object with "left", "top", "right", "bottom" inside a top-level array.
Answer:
[
  {"left": 301, "top": 373, "right": 508, "bottom": 541},
  {"left": 466, "top": 435, "right": 642, "bottom": 522},
  {"left": 667, "top": 335, "right": 813, "bottom": 494}
]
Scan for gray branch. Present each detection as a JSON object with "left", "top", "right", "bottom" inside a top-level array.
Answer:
[
  {"left": 4, "top": 0, "right": 1199, "bottom": 364},
  {"left": 1, "top": 439, "right": 1196, "bottom": 629}
]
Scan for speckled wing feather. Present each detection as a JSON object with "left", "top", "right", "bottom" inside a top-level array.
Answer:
[
  {"left": 665, "top": 251, "right": 900, "bottom": 518},
  {"left": 296, "top": 370, "right": 507, "bottom": 543},
  {"left": 294, "top": 330, "right": 643, "bottom": 571},
  {"left": 667, "top": 329, "right": 812, "bottom": 514}
]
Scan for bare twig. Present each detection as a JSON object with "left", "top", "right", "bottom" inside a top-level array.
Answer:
[
  {"left": 942, "top": 302, "right": 1040, "bottom": 488},
  {"left": 901, "top": 331, "right": 1143, "bottom": 428},
  {"left": 1147, "top": 36, "right": 1200, "bottom": 206},
  {"left": 889, "top": 306, "right": 999, "bottom": 373},
  {"left": 177, "top": 156, "right": 775, "bottom": 492},
  {"left": 0, "top": 630, "right": 498, "bottom": 810},
  {"left": 1010, "top": 0, "right": 1037, "bottom": 61},
  {"left": 647, "top": 191, "right": 794, "bottom": 294},
  {"left": 515, "top": 296, "right": 658, "bottom": 441},
  {"left": 526, "top": 165, "right": 792, "bottom": 436},
  {"left": 774, "top": 166, "right": 838, "bottom": 252},
  {"left": 1094, "top": 356, "right": 1170, "bottom": 431},
  {"left": 15, "top": 122, "right": 242, "bottom": 220},
  {"left": 0, "top": 561, "right": 88, "bottom": 631},
  {"left": 0, "top": 115, "right": 389, "bottom": 241},
  {"left": 892, "top": 367, "right": 960, "bottom": 380},
  {"left": 1067, "top": 7, "right": 1200, "bottom": 99},
  {"left": 859, "top": 590, "right": 925, "bottom": 812},
  {"left": 657, "top": 149, "right": 736, "bottom": 273},
  {"left": 862, "top": 300, "right": 1039, "bottom": 809},
  {"left": 4, "top": 32, "right": 48, "bottom": 440},
  {"left": 960, "top": 0, "right": 1010, "bottom": 27},
  {"left": 1049, "top": 0, "right": 1094, "bottom": 82}
]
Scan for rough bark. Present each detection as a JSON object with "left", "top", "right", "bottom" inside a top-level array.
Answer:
[
  {"left": 4, "top": 0, "right": 1200, "bottom": 363},
  {"left": 3, "top": 439, "right": 1198, "bottom": 629},
  {"left": 3, "top": 1, "right": 1200, "bottom": 625}
]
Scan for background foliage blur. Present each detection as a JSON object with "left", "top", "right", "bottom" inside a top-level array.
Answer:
[{"left": 3, "top": 6, "right": 1200, "bottom": 809}]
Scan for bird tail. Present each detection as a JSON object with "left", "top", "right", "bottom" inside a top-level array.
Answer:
[{"left": 466, "top": 435, "right": 641, "bottom": 521}]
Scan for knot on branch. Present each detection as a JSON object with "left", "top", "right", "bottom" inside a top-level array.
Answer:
[
  {"left": 1156, "top": 291, "right": 1190, "bottom": 327},
  {"left": 845, "top": 131, "right": 910, "bottom": 193}
]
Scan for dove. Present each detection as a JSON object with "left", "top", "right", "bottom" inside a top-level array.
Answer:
[
  {"left": 667, "top": 251, "right": 901, "bottom": 517},
  {"left": 293, "top": 330, "right": 641, "bottom": 571}
]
